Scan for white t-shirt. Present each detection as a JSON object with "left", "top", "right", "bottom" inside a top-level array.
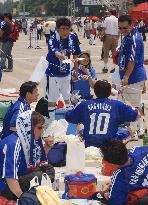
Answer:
[{"left": 103, "top": 15, "right": 118, "bottom": 35}]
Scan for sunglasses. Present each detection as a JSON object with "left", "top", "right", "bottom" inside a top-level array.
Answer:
[{"left": 119, "top": 27, "right": 129, "bottom": 30}]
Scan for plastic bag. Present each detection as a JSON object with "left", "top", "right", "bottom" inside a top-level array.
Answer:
[
  {"left": 29, "top": 56, "right": 49, "bottom": 83},
  {"left": 66, "top": 138, "right": 85, "bottom": 174}
]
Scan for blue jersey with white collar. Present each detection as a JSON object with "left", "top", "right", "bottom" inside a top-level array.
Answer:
[
  {"left": 65, "top": 98, "right": 138, "bottom": 147},
  {"left": 109, "top": 146, "right": 148, "bottom": 205},
  {"left": 0, "top": 132, "right": 27, "bottom": 193},
  {"left": 72, "top": 66, "right": 97, "bottom": 98},
  {"left": 118, "top": 27, "right": 147, "bottom": 84},
  {"left": 1, "top": 97, "right": 31, "bottom": 139},
  {"left": 46, "top": 31, "right": 81, "bottom": 77}
]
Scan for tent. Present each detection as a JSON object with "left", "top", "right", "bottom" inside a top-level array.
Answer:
[{"left": 128, "top": 3, "right": 148, "bottom": 24}]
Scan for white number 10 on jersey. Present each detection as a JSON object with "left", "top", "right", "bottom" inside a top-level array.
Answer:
[{"left": 89, "top": 113, "right": 110, "bottom": 135}]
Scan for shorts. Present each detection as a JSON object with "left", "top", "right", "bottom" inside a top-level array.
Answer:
[
  {"left": 44, "top": 75, "right": 71, "bottom": 102},
  {"left": 103, "top": 34, "right": 119, "bottom": 59},
  {"left": 123, "top": 81, "right": 144, "bottom": 108}
]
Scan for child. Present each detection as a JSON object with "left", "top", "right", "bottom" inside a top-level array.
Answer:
[{"left": 71, "top": 51, "right": 97, "bottom": 100}]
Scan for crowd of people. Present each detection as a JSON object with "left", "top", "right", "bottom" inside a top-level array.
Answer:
[{"left": 0, "top": 11, "right": 148, "bottom": 205}]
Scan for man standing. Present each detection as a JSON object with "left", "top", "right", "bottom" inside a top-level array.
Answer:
[
  {"left": 0, "top": 13, "right": 13, "bottom": 72},
  {"left": 101, "top": 9, "right": 119, "bottom": 73},
  {"left": 45, "top": 17, "right": 81, "bottom": 122},
  {"left": 0, "top": 81, "right": 39, "bottom": 139},
  {"left": 118, "top": 15, "right": 147, "bottom": 137}
]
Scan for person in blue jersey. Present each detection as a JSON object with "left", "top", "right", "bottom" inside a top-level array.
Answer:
[
  {"left": 45, "top": 17, "right": 81, "bottom": 122},
  {"left": 65, "top": 80, "right": 140, "bottom": 148},
  {"left": 0, "top": 81, "right": 39, "bottom": 139},
  {"left": 118, "top": 15, "right": 147, "bottom": 138},
  {"left": 0, "top": 111, "right": 54, "bottom": 201},
  {"left": 0, "top": 14, "right": 4, "bottom": 81},
  {"left": 99, "top": 139, "right": 148, "bottom": 205},
  {"left": 71, "top": 51, "right": 97, "bottom": 100}
]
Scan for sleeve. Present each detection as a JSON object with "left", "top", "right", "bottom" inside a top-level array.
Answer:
[
  {"left": 47, "top": 35, "right": 60, "bottom": 58},
  {"left": 108, "top": 170, "right": 128, "bottom": 205},
  {"left": 117, "top": 101, "right": 138, "bottom": 123},
  {"left": 72, "top": 34, "right": 81, "bottom": 56},
  {"left": 90, "top": 68, "right": 97, "bottom": 80},
  {"left": 2, "top": 137, "right": 21, "bottom": 180},
  {"left": 128, "top": 35, "right": 141, "bottom": 63},
  {"left": 9, "top": 108, "right": 20, "bottom": 128},
  {"left": 65, "top": 102, "right": 85, "bottom": 124}
]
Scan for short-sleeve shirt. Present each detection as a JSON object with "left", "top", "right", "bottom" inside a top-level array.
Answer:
[
  {"left": 0, "top": 21, "right": 11, "bottom": 42},
  {"left": 108, "top": 146, "right": 148, "bottom": 205},
  {"left": 65, "top": 98, "right": 138, "bottom": 147},
  {"left": 103, "top": 15, "right": 118, "bottom": 35},
  {"left": 118, "top": 27, "right": 147, "bottom": 84},
  {"left": 0, "top": 132, "right": 47, "bottom": 194},
  {"left": 0, "top": 133, "right": 27, "bottom": 193},
  {"left": 72, "top": 66, "right": 97, "bottom": 98},
  {"left": 1, "top": 97, "right": 31, "bottom": 139},
  {"left": 46, "top": 31, "right": 81, "bottom": 77}
]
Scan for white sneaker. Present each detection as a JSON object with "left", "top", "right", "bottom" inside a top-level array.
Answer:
[
  {"left": 137, "top": 129, "right": 145, "bottom": 139},
  {"left": 131, "top": 132, "right": 138, "bottom": 141}
]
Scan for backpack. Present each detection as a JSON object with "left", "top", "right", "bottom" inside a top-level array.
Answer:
[
  {"left": 18, "top": 188, "right": 41, "bottom": 205},
  {"left": 18, "top": 185, "right": 61, "bottom": 205},
  {"left": 47, "top": 142, "right": 67, "bottom": 167},
  {"left": 9, "top": 22, "right": 19, "bottom": 42}
]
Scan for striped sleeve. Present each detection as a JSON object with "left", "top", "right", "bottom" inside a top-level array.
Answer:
[
  {"left": 108, "top": 169, "right": 128, "bottom": 205},
  {"left": 128, "top": 33, "right": 138, "bottom": 62},
  {"left": 2, "top": 137, "right": 21, "bottom": 180}
]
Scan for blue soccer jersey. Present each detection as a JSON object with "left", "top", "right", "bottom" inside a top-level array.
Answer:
[
  {"left": 0, "top": 133, "right": 27, "bottom": 193},
  {"left": 108, "top": 146, "right": 148, "bottom": 205},
  {"left": 65, "top": 98, "right": 138, "bottom": 147},
  {"left": 1, "top": 97, "right": 31, "bottom": 139},
  {"left": 46, "top": 31, "right": 81, "bottom": 77},
  {"left": 72, "top": 66, "right": 97, "bottom": 98},
  {"left": 118, "top": 27, "right": 147, "bottom": 84}
]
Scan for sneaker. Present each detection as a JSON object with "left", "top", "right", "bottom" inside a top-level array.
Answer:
[
  {"left": 137, "top": 129, "right": 145, "bottom": 139},
  {"left": 3, "top": 69, "right": 13, "bottom": 72},
  {"left": 102, "top": 68, "right": 108, "bottom": 73},
  {"left": 110, "top": 68, "right": 115, "bottom": 73},
  {"left": 130, "top": 132, "right": 138, "bottom": 141}
]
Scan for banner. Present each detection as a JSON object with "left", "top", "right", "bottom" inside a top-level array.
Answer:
[{"left": 81, "top": 0, "right": 101, "bottom": 5}]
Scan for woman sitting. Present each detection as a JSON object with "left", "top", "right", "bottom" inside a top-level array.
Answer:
[{"left": 0, "top": 110, "right": 54, "bottom": 201}]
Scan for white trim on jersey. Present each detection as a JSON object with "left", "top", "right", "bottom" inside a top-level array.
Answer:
[
  {"left": 2, "top": 145, "right": 7, "bottom": 178},
  {"left": 109, "top": 169, "right": 121, "bottom": 198},
  {"left": 13, "top": 138, "right": 21, "bottom": 179}
]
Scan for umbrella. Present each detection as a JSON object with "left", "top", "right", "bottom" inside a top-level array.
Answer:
[
  {"left": 89, "top": 16, "right": 99, "bottom": 21},
  {"left": 43, "top": 21, "right": 56, "bottom": 29}
]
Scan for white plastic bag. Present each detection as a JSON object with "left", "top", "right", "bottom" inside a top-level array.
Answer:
[
  {"left": 43, "top": 119, "right": 68, "bottom": 143},
  {"left": 29, "top": 56, "right": 49, "bottom": 83},
  {"left": 66, "top": 138, "right": 85, "bottom": 174}
]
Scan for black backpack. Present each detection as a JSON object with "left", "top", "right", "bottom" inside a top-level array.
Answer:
[
  {"left": 18, "top": 188, "right": 41, "bottom": 205},
  {"left": 35, "top": 97, "right": 49, "bottom": 118}
]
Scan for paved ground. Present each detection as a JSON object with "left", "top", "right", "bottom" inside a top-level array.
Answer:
[{"left": 1, "top": 32, "right": 148, "bottom": 147}]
